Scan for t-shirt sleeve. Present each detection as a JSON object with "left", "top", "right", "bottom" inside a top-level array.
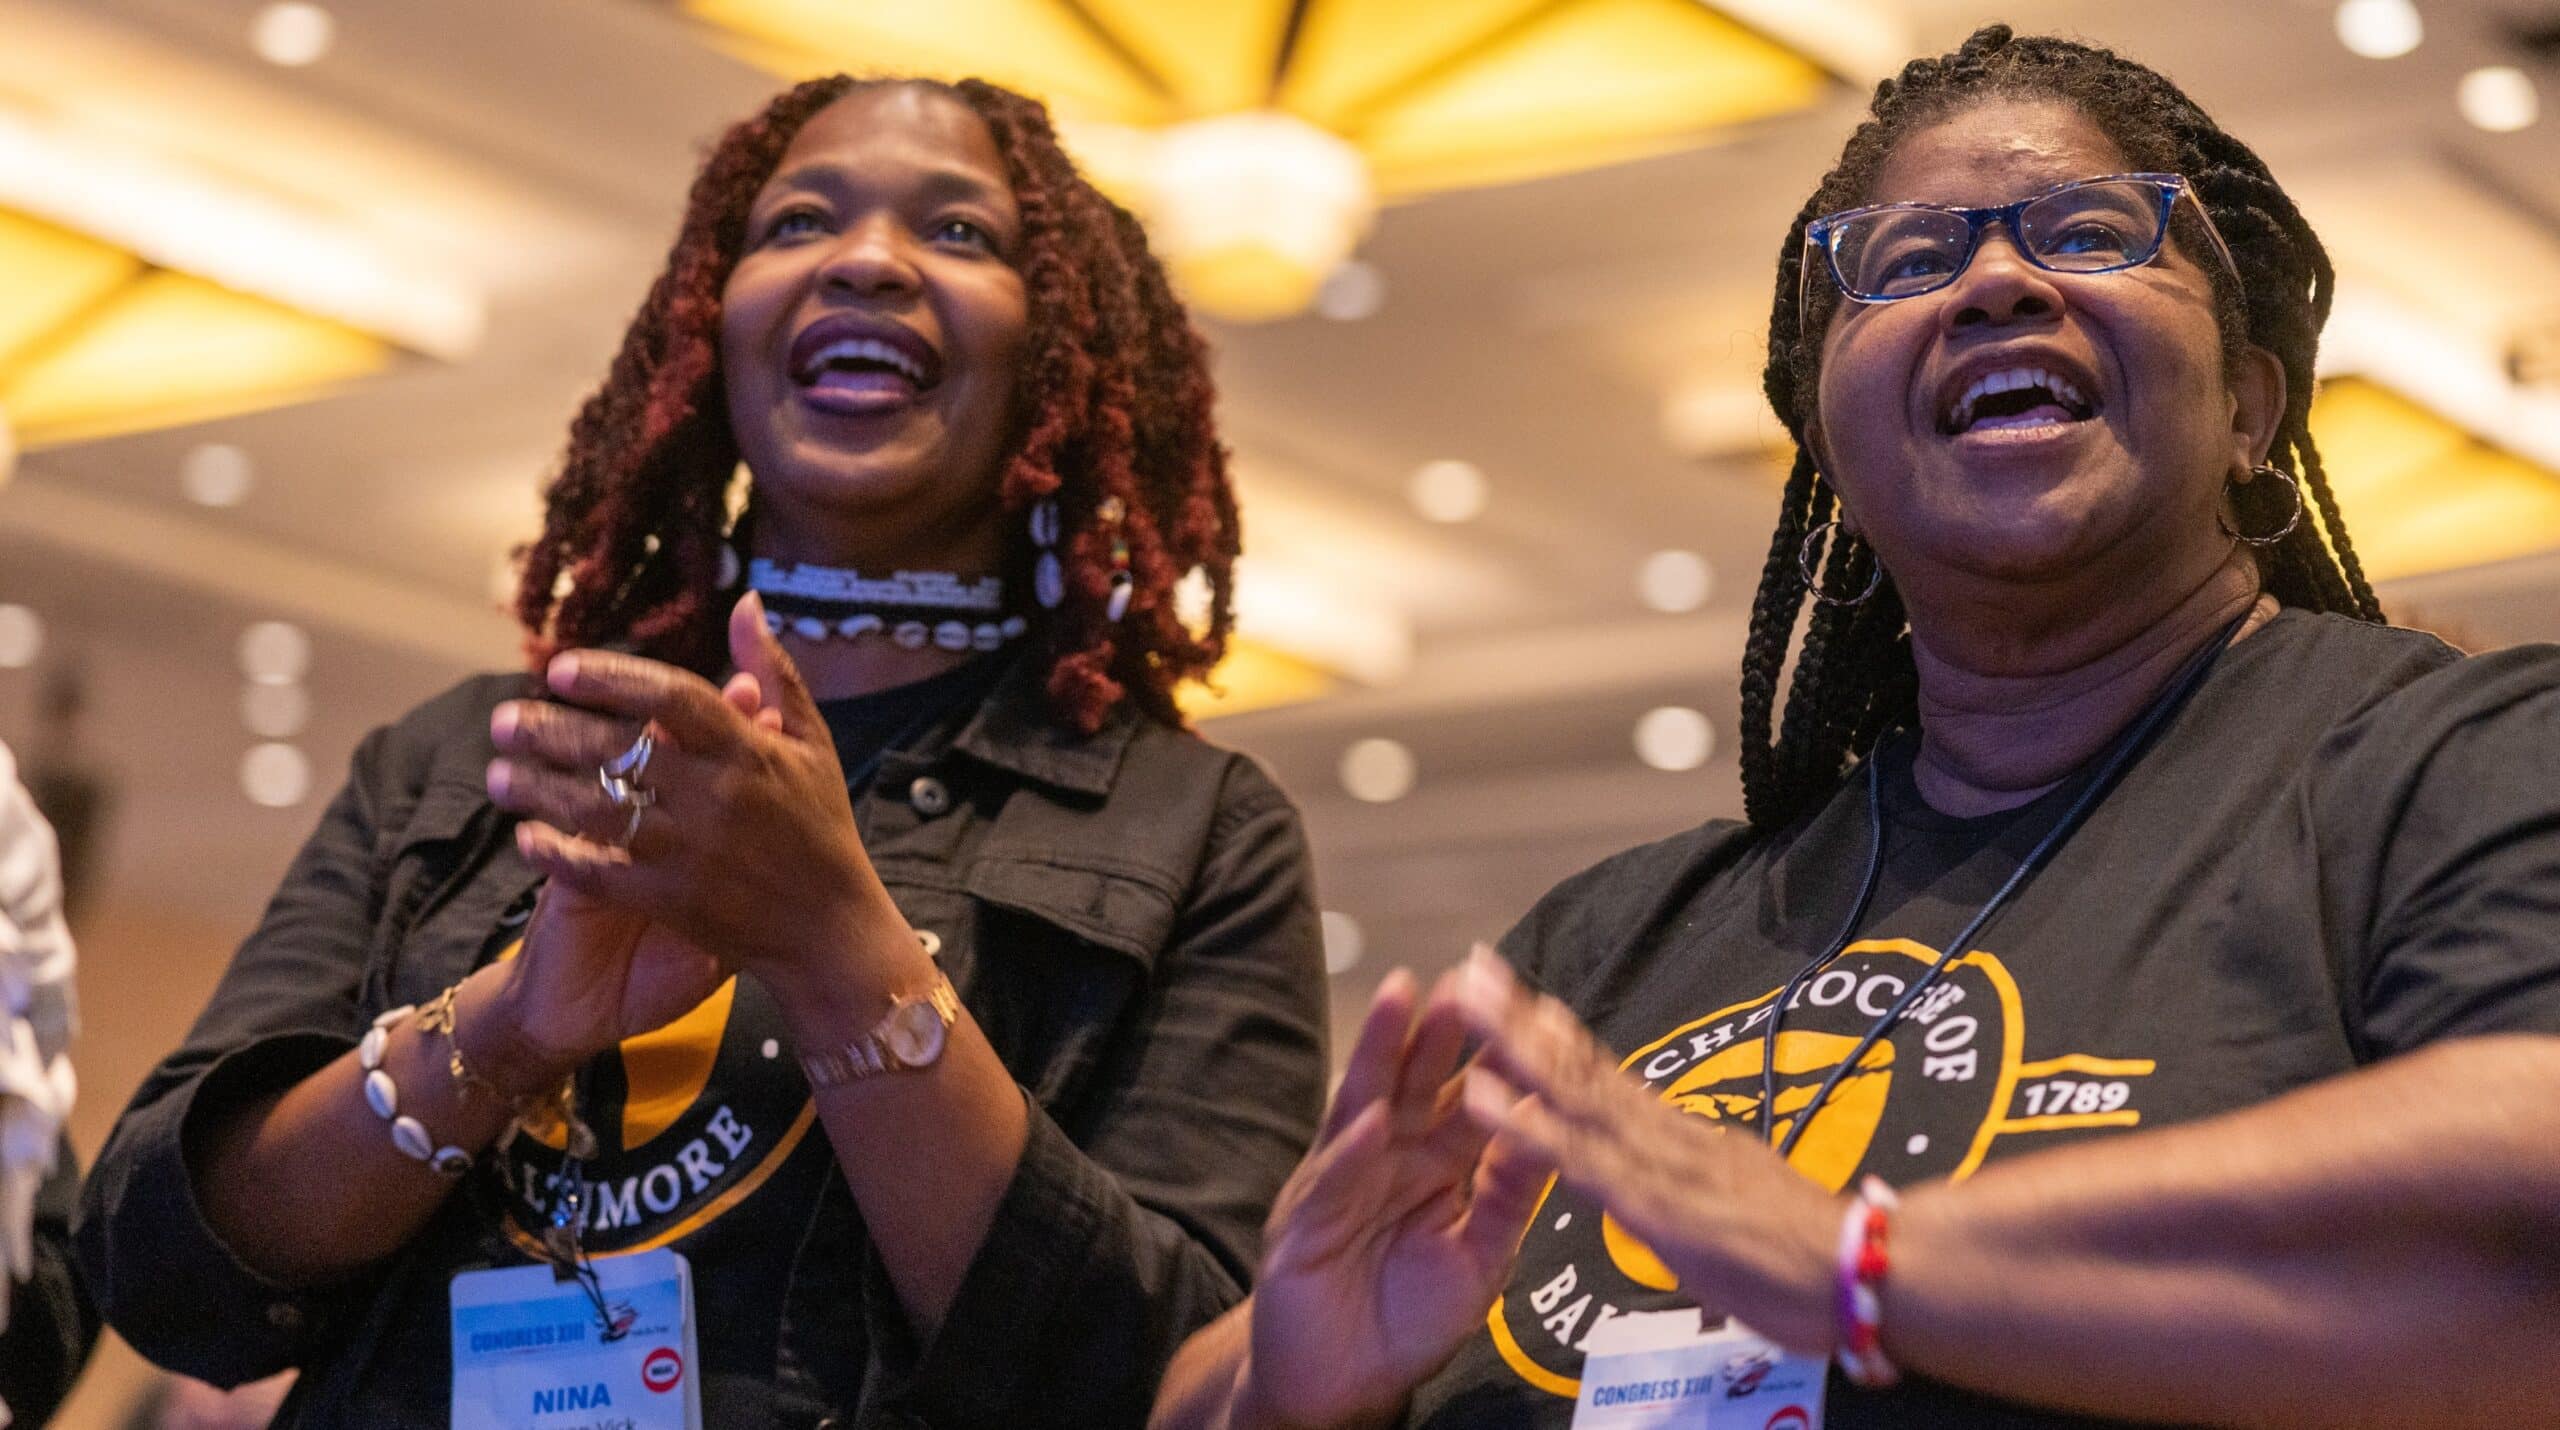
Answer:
[
  {"left": 2315, "top": 644, "right": 2560, "bottom": 1056},
  {"left": 1496, "top": 819, "right": 1755, "bottom": 1009}
]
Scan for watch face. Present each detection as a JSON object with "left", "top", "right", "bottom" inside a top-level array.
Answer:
[{"left": 884, "top": 999, "right": 948, "bottom": 1068}]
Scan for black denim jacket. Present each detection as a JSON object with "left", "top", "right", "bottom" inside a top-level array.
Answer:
[{"left": 75, "top": 659, "right": 1328, "bottom": 1428}]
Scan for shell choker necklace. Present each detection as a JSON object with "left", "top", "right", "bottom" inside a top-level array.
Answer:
[{"left": 746, "top": 556, "right": 1026, "bottom": 654}]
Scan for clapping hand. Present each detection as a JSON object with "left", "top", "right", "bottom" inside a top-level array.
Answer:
[
  {"left": 1449, "top": 947, "right": 1842, "bottom": 1354},
  {"left": 1235, "top": 963, "right": 1553, "bottom": 1430}
]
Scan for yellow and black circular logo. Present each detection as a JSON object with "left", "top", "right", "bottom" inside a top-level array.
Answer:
[
  {"left": 1487, "top": 938, "right": 2154, "bottom": 1398},
  {"left": 490, "top": 951, "right": 819, "bottom": 1257}
]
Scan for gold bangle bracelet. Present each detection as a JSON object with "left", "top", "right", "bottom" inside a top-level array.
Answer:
[{"left": 419, "top": 982, "right": 598, "bottom": 1160}]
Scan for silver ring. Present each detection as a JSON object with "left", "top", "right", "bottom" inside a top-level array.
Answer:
[
  {"left": 604, "top": 729, "right": 655, "bottom": 781},
  {"left": 598, "top": 727, "right": 657, "bottom": 817},
  {"left": 598, "top": 766, "right": 657, "bottom": 811},
  {"left": 615, "top": 801, "right": 647, "bottom": 849}
]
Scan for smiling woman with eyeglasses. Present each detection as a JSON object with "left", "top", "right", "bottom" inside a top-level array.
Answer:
[{"left": 1154, "top": 25, "right": 2560, "bottom": 1430}]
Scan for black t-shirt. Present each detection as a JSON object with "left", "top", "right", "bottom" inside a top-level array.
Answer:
[
  {"left": 1410, "top": 612, "right": 2560, "bottom": 1429},
  {"left": 481, "top": 654, "right": 1006, "bottom": 1425}
]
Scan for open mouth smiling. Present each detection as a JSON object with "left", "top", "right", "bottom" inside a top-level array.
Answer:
[
  {"left": 1936, "top": 360, "right": 2100, "bottom": 437},
  {"left": 787, "top": 314, "right": 944, "bottom": 411}
]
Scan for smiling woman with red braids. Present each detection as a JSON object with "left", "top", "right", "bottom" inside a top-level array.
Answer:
[{"left": 80, "top": 78, "right": 1326, "bottom": 1428}]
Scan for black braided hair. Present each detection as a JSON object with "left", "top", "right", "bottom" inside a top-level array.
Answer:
[{"left": 1741, "top": 23, "right": 2386, "bottom": 831}]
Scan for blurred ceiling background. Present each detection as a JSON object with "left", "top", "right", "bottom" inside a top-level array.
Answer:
[{"left": 5, "top": 2, "right": 2560, "bottom": 1414}]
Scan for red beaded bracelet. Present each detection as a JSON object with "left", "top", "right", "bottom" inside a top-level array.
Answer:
[{"left": 1835, "top": 1174, "right": 1900, "bottom": 1387}]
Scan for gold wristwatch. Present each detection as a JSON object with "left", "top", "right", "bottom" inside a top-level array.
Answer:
[{"left": 799, "top": 973, "right": 962, "bottom": 1088}]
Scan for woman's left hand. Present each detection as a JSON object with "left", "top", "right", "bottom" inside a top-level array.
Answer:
[
  {"left": 1448, "top": 947, "right": 1846, "bottom": 1353},
  {"left": 485, "top": 593, "right": 920, "bottom": 999}
]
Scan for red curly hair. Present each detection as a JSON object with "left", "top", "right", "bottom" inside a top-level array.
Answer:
[{"left": 515, "top": 76, "right": 1240, "bottom": 733}]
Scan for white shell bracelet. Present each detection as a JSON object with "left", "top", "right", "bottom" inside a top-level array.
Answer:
[{"left": 359, "top": 1003, "right": 472, "bottom": 1178}]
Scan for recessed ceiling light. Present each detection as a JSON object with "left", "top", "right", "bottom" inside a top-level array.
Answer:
[
  {"left": 241, "top": 681, "right": 310, "bottom": 739},
  {"left": 1638, "top": 550, "right": 1715, "bottom": 613},
  {"left": 0, "top": 605, "right": 40, "bottom": 669},
  {"left": 250, "top": 3, "right": 335, "bottom": 67},
  {"left": 2459, "top": 66, "right": 2540, "bottom": 133},
  {"left": 1339, "top": 736, "right": 1417, "bottom": 803},
  {"left": 182, "top": 444, "right": 254, "bottom": 507},
  {"left": 2334, "top": 0, "right": 2421, "bottom": 59},
  {"left": 1408, "top": 460, "right": 1488, "bottom": 524},
  {"left": 1314, "top": 260, "right": 1386, "bottom": 321},
  {"left": 1320, "top": 910, "right": 1366, "bottom": 974},
  {"left": 239, "top": 620, "right": 311, "bottom": 685},
  {"left": 241, "top": 742, "right": 312, "bottom": 807},
  {"left": 1634, "top": 706, "right": 1715, "bottom": 772},
  {"left": 1659, "top": 375, "right": 1777, "bottom": 458}
]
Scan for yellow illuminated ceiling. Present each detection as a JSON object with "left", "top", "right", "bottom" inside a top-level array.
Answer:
[
  {"left": 684, "top": 0, "right": 1833, "bottom": 198},
  {"left": 0, "top": 208, "right": 390, "bottom": 449},
  {"left": 2309, "top": 376, "right": 2560, "bottom": 582},
  {"left": 1178, "top": 636, "right": 1338, "bottom": 720}
]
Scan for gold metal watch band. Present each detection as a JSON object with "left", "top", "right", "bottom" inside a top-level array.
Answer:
[{"left": 798, "top": 972, "right": 962, "bottom": 1088}]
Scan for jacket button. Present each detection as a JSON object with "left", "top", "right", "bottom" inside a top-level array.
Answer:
[
  {"left": 915, "top": 928, "right": 942, "bottom": 958},
  {"left": 266, "top": 1301, "right": 304, "bottom": 1330},
  {"left": 907, "top": 776, "right": 952, "bottom": 818}
]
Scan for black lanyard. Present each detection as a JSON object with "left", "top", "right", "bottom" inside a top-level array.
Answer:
[
  {"left": 1758, "top": 614, "right": 2248, "bottom": 1153},
  {"left": 534, "top": 1063, "right": 630, "bottom": 1341}
]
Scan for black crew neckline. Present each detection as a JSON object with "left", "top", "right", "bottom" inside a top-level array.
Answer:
[{"left": 1874, "top": 606, "right": 2304, "bottom": 837}]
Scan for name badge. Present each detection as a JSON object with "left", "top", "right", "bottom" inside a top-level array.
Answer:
[
  {"left": 451, "top": 1248, "right": 700, "bottom": 1430},
  {"left": 1571, "top": 1310, "right": 1827, "bottom": 1430}
]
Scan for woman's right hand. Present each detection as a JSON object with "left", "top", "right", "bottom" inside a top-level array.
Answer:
[
  {"left": 467, "top": 671, "right": 778, "bottom": 1094},
  {"left": 467, "top": 878, "right": 728, "bottom": 1094},
  {"left": 1232, "top": 962, "right": 1554, "bottom": 1430}
]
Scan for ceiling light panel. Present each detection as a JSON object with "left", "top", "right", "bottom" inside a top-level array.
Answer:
[
  {"left": 0, "top": 210, "right": 135, "bottom": 360},
  {"left": 1077, "top": 0, "right": 1296, "bottom": 114},
  {"left": 2309, "top": 377, "right": 2560, "bottom": 582},
  {"left": 0, "top": 112, "right": 482, "bottom": 360},
  {"left": 683, "top": 0, "right": 1174, "bottom": 124},
  {"left": 2, "top": 268, "right": 388, "bottom": 447},
  {"left": 1276, "top": 0, "right": 1554, "bottom": 128},
  {"left": 1331, "top": 0, "right": 1828, "bottom": 195}
]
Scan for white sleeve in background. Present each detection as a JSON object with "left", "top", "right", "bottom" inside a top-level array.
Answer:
[{"left": 0, "top": 737, "right": 75, "bottom": 1326}]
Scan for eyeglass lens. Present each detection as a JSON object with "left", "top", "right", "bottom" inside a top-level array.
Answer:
[{"left": 1831, "top": 179, "right": 2171, "bottom": 301}]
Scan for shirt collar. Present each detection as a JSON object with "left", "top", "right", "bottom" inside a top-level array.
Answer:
[{"left": 940, "top": 652, "right": 1140, "bottom": 797}]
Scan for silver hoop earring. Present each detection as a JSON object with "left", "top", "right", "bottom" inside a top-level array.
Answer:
[
  {"left": 2218, "top": 463, "right": 2304, "bottom": 546},
  {"left": 1797, "top": 519, "right": 1883, "bottom": 607}
]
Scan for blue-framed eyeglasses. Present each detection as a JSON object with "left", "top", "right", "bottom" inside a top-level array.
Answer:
[{"left": 1802, "top": 172, "right": 2243, "bottom": 309}]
